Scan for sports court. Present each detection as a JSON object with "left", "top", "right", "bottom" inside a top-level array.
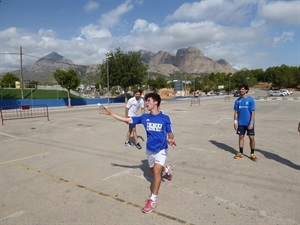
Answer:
[{"left": 0, "top": 95, "right": 299, "bottom": 225}]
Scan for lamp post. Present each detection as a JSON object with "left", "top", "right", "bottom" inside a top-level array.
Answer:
[
  {"left": 106, "top": 56, "right": 112, "bottom": 104},
  {"left": 229, "top": 75, "right": 232, "bottom": 94}
]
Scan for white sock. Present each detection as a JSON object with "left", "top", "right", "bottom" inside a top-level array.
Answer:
[{"left": 150, "top": 193, "right": 157, "bottom": 202}]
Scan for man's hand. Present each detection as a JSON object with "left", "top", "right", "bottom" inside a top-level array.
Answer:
[
  {"left": 168, "top": 139, "right": 177, "bottom": 148},
  {"left": 99, "top": 105, "right": 111, "bottom": 115}
]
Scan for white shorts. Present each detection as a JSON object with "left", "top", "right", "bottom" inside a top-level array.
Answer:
[{"left": 146, "top": 149, "right": 168, "bottom": 168}]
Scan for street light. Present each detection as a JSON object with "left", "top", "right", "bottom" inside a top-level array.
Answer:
[
  {"left": 229, "top": 75, "right": 232, "bottom": 94},
  {"left": 106, "top": 56, "right": 112, "bottom": 104}
]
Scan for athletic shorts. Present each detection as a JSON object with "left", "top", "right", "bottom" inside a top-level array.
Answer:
[
  {"left": 129, "top": 123, "right": 136, "bottom": 130},
  {"left": 146, "top": 149, "right": 168, "bottom": 168},
  {"left": 237, "top": 125, "right": 255, "bottom": 136}
]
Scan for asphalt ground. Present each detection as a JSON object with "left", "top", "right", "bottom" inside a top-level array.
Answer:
[{"left": 0, "top": 94, "right": 299, "bottom": 225}]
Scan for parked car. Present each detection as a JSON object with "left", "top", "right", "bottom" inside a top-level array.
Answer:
[
  {"left": 279, "top": 89, "right": 292, "bottom": 95},
  {"left": 268, "top": 91, "right": 285, "bottom": 96},
  {"left": 233, "top": 91, "right": 240, "bottom": 97}
]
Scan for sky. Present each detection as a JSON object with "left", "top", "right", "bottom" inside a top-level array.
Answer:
[{"left": 0, "top": 0, "right": 299, "bottom": 74}]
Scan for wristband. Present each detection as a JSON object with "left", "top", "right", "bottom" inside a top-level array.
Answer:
[{"left": 234, "top": 120, "right": 238, "bottom": 125}]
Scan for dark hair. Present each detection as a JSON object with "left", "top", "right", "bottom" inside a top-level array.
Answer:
[
  {"left": 239, "top": 84, "right": 249, "bottom": 91},
  {"left": 133, "top": 89, "right": 143, "bottom": 95},
  {"left": 145, "top": 92, "right": 161, "bottom": 107}
]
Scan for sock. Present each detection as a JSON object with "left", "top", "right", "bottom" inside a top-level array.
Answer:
[
  {"left": 251, "top": 149, "right": 255, "bottom": 154},
  {"left": 239, "top": 147, "right": 243, "bottom": 154},
  {"left": 150, "top": 193, "right": 157, "bottom": 202}
]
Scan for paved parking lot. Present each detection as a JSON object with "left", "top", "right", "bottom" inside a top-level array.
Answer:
[{"left": 0, "top": 95, "right": 299, "bottom": 225}]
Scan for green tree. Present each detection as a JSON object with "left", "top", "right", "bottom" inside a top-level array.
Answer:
[
  {"left": 98, "top": 48, "right": 148, "bottom": 102},
  {"left": 53, "top": 69, "right": 80, "bottom": 107},
  {"left": 148, "top": 76, "right": 168, "bottom": 93},
  {"left": 0, "top": 72, "right": 19, "bottom": 88}
]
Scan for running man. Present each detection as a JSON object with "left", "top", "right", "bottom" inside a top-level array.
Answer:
[
  {"left": 124, "top": 89, "right": 145, "bottom": 149},
  {"left": 233, "top": 84, "right": 257, "bottom": 161},
  {"left": 100, "top": 92, "right": 176, "bottom": 213}
]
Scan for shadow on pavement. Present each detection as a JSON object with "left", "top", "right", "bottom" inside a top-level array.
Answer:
[
  {"left": 111, "top": 159, "right": 153, "bottom": 183},
  {"left": 209, "top": 140, "right": 300, "bottom": 170},
  {"left": 255, "top": 149, "right": 300, "bottom": 170}
]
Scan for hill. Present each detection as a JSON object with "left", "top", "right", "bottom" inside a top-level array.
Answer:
[{"left": 2, "top": 46, "right": 236, "bottom": 84}]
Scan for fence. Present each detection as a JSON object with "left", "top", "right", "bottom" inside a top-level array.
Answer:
[{"left": 0, "top": 104, "right": 49, "bottom": 125}]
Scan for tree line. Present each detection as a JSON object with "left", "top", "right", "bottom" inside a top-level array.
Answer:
[{"left": 1, "top": 48, "right": 299, "bottom": 99}]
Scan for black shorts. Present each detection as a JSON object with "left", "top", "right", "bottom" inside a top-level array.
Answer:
[
  {"left": 237, "top": 125, "right": 255, "bottom": 136},
  {"left": 129, "top": 123, "right": 136, "bottom": 130}
]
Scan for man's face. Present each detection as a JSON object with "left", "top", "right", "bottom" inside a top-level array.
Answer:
[
  {"left": 134, "top": 92, "right": 141, "bottom": 100},
  {"left": 146, "top": 97, "right": 156, "bottom": 111},
  {"left": 240, "top": 87, "right": 248, "bottom": 96}
]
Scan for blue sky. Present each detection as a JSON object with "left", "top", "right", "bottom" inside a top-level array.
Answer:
[{"left": 0, "top": 0, "right": 299, "bottom": 74}]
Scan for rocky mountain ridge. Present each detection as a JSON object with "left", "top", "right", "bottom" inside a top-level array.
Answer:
[{"left": 4, "top": 47, "right": 236, "bottom": 84}]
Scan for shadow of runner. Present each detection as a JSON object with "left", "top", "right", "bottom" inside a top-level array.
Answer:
[
  {"left": 255, "top": 149, "right": 300, "bottom": 170},
  {"left": 111, "top": 159, "right": 153, "bottom": 183}
]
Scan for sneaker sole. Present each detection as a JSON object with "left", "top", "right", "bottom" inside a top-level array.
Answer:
[{"left": 142, "top": 206, "right": 156, "bottom": 214}]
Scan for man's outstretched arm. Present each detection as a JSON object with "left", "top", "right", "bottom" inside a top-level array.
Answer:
[{"left": 101, "top": 106, "right": 133, "bottom": 124}]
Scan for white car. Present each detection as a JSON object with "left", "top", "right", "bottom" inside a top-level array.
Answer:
[
  {"left": 268, "top": 90, "right": 285, "bottom": 96},
  {"left": 279, "top": 89, "right": 292, "bottom": 95}
]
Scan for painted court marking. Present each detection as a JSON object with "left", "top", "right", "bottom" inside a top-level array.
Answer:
[
  {"left": 0, "top": 153, "right": 49, "bottom": 165},
  {"left": 0, "top": 211, "right": 25, "bottom": 223}
]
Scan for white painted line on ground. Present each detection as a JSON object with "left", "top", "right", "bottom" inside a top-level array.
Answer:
[
  {"left": 0, "top": 152, "right": 49, "bottom": 165},
  {"left": 102, "top": 168, "right": 133, "bottom": 181},
  {"left": 0, "top": 211, "right": 25, "bottom": 223},
  {"left": 212, "top": 117, "right": 230, "bottom": 124},
  {"left": 0, "top": 132, "right": 18, "bottom": 139},
  {"left": 188, "top": 147, "right": 217, "bottom": 153}
]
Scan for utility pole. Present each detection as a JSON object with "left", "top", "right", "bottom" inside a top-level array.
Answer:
[{"left": 20, "top": 46, "right": 24, "bottom": 99}]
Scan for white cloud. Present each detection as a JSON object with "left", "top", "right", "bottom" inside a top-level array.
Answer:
[
  {"left": 259, "top": 0, "right": 300, "bottom": 25},
  {"left": 79, "top": 24, "right": 111, "bottom": 39},
  {"left": 273, "top": 31, "right": 294, "bottom": 45},
  {"left": 100, "top": 0, "right": 133, "bottom": 27},
  {"left": 84, "top": 0, "right": 99, "bottom": 12}
]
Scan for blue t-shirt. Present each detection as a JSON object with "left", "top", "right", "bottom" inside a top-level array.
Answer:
[
  {"left": 234, "top": 96, "right": 256, "bottom": 126},
  {"left": 131, "top": 112, "right": 173, "bottom": 153}
]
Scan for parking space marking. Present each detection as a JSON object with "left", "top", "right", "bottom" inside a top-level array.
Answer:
[
  {"left": 0, "top": 211, "right": 25, "bottom": 223},
  {"left": 0, "top": 153, "right": 49, "bottom": 165}
]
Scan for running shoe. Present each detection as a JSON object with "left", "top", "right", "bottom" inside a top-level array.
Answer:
[
  {"left": 142, "top": 199, "right": 156, "bottom": 213},
  {"left": 136, "top": 143, "right": 142, "bottom": 149},
  {"left": 234, "top": 153, "right": 243, "bottom": 159},
  {"left": 124, "top": 142, "right": 133, "bottom": 147},
  {"left": 250, "top": 154, "right": 258, "bottom": 161},
  {"left": 165, "top": 164, "right": 173, "bottom": 181}
]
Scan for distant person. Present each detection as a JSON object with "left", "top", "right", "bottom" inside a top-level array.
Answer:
[
  {"left": 233, "top": 84, "right": 257, "bottom": 161},
  {"left": 124, "top": 89, "right": 145, "bottom": 149},
  {"left": 100, "top": 92, "right": 176, "bottom": 213}
]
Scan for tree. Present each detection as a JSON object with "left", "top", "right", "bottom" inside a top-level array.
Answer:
[
  {"left": 98, "top": 48, "right": 148, "bottom": 102},
  {"left": 0, "top": 72, "right": 19, "bottom": 88},
  {"left": 53, "top": 69, "right": 80, "bottom": 107},
  {"left": 148, "top": 76, "right": 168, "bottom": 93}
]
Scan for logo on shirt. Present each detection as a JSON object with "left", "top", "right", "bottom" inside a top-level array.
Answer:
[{"left": 147, "top": 122, "right": 162, "bottom": 131}]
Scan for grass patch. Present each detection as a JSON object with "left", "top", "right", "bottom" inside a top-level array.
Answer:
[{"left": 0, "top": 88, "right": 82, "bottom": 100}]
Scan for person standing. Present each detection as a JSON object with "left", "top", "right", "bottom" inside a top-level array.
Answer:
[
  {"left": 233, "top": 84, "right": 257, "bottom": 161},
  {"left": 124, "top": 89, "right": 145, "bottom": 149},
  {"left": 100, "top": 92, "right": 176, "bottom": 213}
]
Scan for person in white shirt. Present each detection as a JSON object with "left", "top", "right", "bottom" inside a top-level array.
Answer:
[{"left": 124, "top": 89, "right": 145, "bottom": 149}]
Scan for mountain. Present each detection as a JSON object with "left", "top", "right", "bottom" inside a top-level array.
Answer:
[
  {"left": 3, "top": 47, "right": 236, "bottom": 84},
  {"left": 141, "top": 47, "right": 235, "bottom": 75}
]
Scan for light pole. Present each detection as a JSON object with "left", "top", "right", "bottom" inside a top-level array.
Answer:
[
  {"left": 229, "top": 75, "right": 232, "bottom": 94},
  {"left": 147, "top": 71, "right": 150, "bottom": 93},
  {"left": 106, "top": 56, "right": 112, "bottom": 104}
]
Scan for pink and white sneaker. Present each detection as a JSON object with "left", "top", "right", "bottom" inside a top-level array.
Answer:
[
  {"left": 165, "top": 164, "right": 173, "bottom": 181},
  {"left": 142, "top": 199, "right": 156, "bottom": 213}
]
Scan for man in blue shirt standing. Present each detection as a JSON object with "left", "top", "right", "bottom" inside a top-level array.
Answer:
[
  {"left": 233, "top": 84, "right": 257, "bottom": 161},
  {"left": 100, "top": 92, "right": 176, "bottom": 213}
]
